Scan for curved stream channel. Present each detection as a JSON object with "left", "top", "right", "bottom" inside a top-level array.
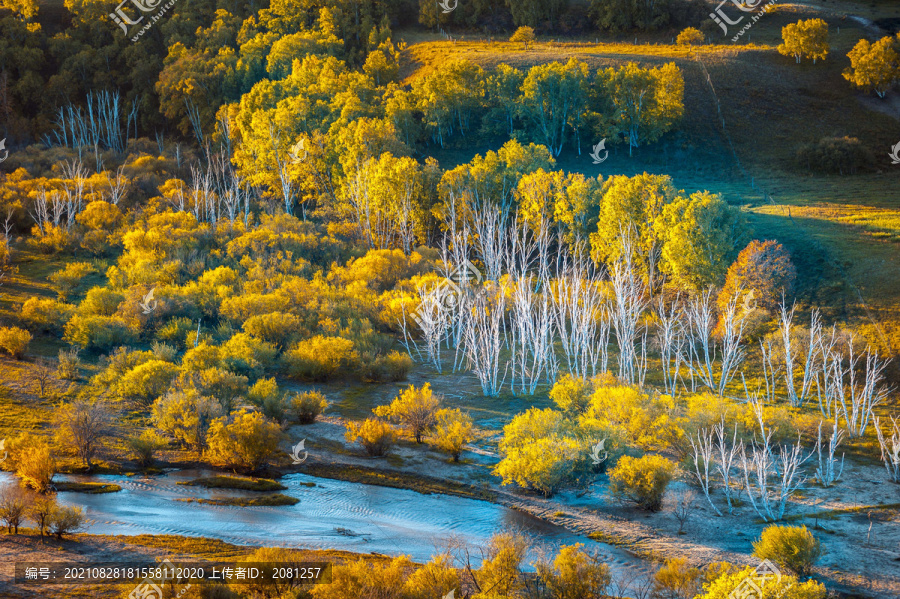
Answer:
[{"left": 0, "top": 470, "right": 649, "bottom": 577}]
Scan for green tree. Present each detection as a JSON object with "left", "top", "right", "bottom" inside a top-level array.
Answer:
[
  {"left": 590, "top": 0, "right": 676, "bottom": 32},
  {"left": 487, "top": 64, "right": 525, "bottom": 136},
  {"left": 363, "top": 39, "right": 401, "bottom": 86},
  {"left": 778, "top": 19, "right": 829, "bottom": 64},
  {"left": 117, "top": 360, "right": 180, "bottom": 405},
  {"left": 506, "top": 0, "right": 564, "bottom": 27},
  {"left": 283, "top": 335, "right": 357, "bottom": 381},
  {"left": 652, "top": 557, "right": 701, "bottom": 599},
  {"left": 439, "top": 138, "right": 554, "bottom": 219},
  {"left": 412, "top": 59, "right": 486, "bottom": 146},
  {"left": 188, "top": 367, "right": 249, "bottom": 413},
  {"left": 8, "top": 435, "right": 56, "bottom": 493},
  {"left": 843, "top": 36, "right": 900, "bottom": 98},
  {"left": 657, "top": 191, "right": 746, "bottom": 292},
  {"left": 126, "top": 430, "right": 168, "bottom": 468},
  {"left": 48, "top": 505, "right": 84, "bottom": 539},
  {"left": 27, "top": 494, "right": 57, "bottom": 537},
  {"left": 600, "top": 62, "right": 684, "bottom": 156},
  {"left": 589, "top": 172, "right": 677, "bottom": 287},
  {"left": 520, "top": 59, "right": 590, "bottom": 157},
  {"left": 550, "top": 374, "right": 594, "bottom": 416},
  {"left": 289, "top": 390, "right": 329, "bottom": 424},
  {"left": 0, "top": 326, "right": 31, "bottom": 359}
]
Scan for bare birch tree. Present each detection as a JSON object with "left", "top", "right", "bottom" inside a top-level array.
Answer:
[
  {"left": 873, "top": 415, "right": 900, "bottom": 483},
  {"left": 689, "top": 427, "right": 723, "bottom": 516},
  {"left": 463, "top": 283, "right": 507, "bottom": 396},
  {"left": 609, "top": 237, "right": 647, "bottom": 384},
  {"left": 814, "top": 419, "right": 844, "bottom": 487}
]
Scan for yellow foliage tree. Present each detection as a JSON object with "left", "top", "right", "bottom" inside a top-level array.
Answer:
[
  {"left": 345, "top": 418, "right": 396, "bottom": 456},
  {"left": 430, "top": 408, "right": 475, "bottom": 461},
  {"left": 778, "top": 19, "right": 829, "bottom": 64},
  {"left": 842, "top": 36, "right": 900, "bottom": 98},
  {"left": 373, "top": 383, "right": 440, "bottom": 442},
  {"left": 536, "top": 543, "right": 612, "bottom": 599},
  {"left": 207, "top": 409, "right": 284, "bottom": 472}
]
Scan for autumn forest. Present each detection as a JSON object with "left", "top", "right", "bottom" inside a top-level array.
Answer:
[{"left": 0, "top": 0, "right": 899, "bottom": 597}]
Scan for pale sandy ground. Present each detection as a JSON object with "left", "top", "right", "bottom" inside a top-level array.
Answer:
[{"left": 292, "top": 415, "right": 900, "bottom": 598}]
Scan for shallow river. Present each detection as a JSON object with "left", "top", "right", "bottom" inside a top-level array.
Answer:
[{"left": 0, "top": 470, "right": 647, "bottom": 576}]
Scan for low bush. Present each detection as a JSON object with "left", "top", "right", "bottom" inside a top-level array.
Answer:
[
  {"left": 21, "top": 297, "right": 75, "bottom": 334},
  {"left": 430, "top": 408, "right": 475, "bottom": 461},
  {"left": 361, "top": 350, "right": 413, "bottom": 382},
  {"left": 49, "top": 262, "right": 97, "bottom": 300},
  {"left": 56, "top": 348, "right": 80, "bottom": 380},
  {"left": 155, "top": 316, "right": 195, "bottom": 349},
  {"left": 290, "top": 390, "right": 329, "bottom": 424},
  {"left": 652, "top": 557, "right": 701, "bottom": 599},
  {"left": 583, "top": 385, "right": 682, "bottom": 450},
  {"left": 283, "top": 335, "right": 356, "bottom": 381},
  {"left": 345, "top": 418, "right": 396, "bottom": 456},
  {"left": 697, "top": 565, "right": 825, "bottom": 599},
  {"left": 608, "top": 454, "right": 675, "bottom": 511},
  {"left": 247, "top": 377, "right": 288, "bottom": 423},
  {"left": 753, "top": 524, "right": 823, "bottom": 577},
  {"left": 64, "top": 315, "right": 137, "bottom": 350},
  {"left": 0, "top": 326, "right": 32, "bottom": 359},
  {"left": 795, "top": 136, "right": 873, "bottom": 175},
  {"left": 48, "top": 505, "right": 85, "bottom": 539},
  {"left": 207, "top": 410, "right": 284, "bottom": 473},
  {"left": 8, "top": 436, "right": 56, "bottom": 492},
  {"left": 126, "top": 430, "right": 168, "bottom": 467},
  {"left": 374, "top": 383, "right": 440, "bottom": 443}
]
